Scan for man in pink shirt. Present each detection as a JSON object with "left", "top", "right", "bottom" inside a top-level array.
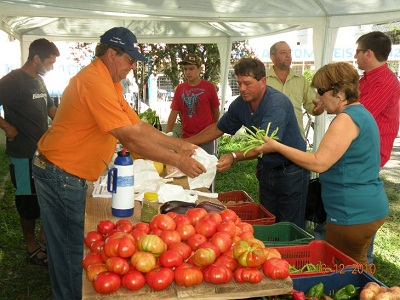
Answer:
[{"left": 354, "top": 31, "right": 400, "bottom": 263}]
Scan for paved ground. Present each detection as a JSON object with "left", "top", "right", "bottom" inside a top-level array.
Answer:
[{"left": 381, "top": 136, "right": 400, "bottom": 184}]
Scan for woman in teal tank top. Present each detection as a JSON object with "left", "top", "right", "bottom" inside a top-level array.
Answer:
[{"left": 255, "top": 62, "right": 388, "bottom": 264}]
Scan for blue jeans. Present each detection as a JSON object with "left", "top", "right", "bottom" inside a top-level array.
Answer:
[
  {"left": 367, "top": 234, "right": 375, "bottom": 263},
  {"left": 257, "top": 163, "right": 309, "bottom": 229},
  {"left": 32, "top": 161, "right": 87, "bottom": 300}
]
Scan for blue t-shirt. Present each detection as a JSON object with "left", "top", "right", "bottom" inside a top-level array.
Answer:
[
  {"left": 320, "top": 105, "right": 389, "bottom": 225},
  {"left": 217, "top": 86, "right": 305, "bottom": 168}
]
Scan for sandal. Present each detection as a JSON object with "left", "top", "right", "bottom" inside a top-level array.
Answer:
[
  {"left": 26, "top": 246, "right": 48, "bottom": 267},
  {"left": 36, "top": 240, "right": 47, "bottom": 254}
]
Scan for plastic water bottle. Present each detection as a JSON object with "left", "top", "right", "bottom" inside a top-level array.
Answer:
[{"left": 107, "top": 149, "right": 135, "bottom": 217}]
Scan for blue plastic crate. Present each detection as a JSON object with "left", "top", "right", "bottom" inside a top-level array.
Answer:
[{"left": 293, "top": 268, "right": 387, "bottom": 296}]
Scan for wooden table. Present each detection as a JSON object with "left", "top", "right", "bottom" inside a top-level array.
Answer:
[{"left": 82, "top": 177, "right": 293, "bottom": 299}]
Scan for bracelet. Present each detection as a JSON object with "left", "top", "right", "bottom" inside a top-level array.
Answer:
[{"left": 231, "top": 152, "right": 237, "bottom": 165}]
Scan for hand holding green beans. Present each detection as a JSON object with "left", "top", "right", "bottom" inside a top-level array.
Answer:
[{"left": 240, "top": 122, "right": 279, "bottom": 158}]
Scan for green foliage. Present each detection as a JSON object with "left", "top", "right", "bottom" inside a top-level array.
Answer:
[
  {"left": 215, "top": 135, "right": 259, "bottom": 202},
  {"left": 67, "top": 42, "right": 95, "bottom": 69},
  {"left": 66, "top": 41, "right": 255, "bottom": 101},
  {"left": 141, "top": 41, "right": 255, "bottom": 89},
  {"left": 303, "top": 68, "right": 315, "bottom": 83}
]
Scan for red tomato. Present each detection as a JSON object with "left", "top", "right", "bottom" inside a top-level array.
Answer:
[
  {"left": 176, "top": 223, "right": 196, "bottom": 241},
  {"left": 233, "top": 239, "right": 266, "bottom": 268},
  {"left": 210, "top": 231, "right": 233, "bottom": 254},
  {"left": 149, "top": 214, "right": 176, "bottom": 231},
  {"left": 104, "top": 228, "right": 123, "bottom": 239},
  {"left": 173, "top": 214, "right": 191, "bottom": 226},
  {"left": 97, "top": 220, "right": 116, "bottom": 235},
  {"left": 233, "top": 267, "right": 263, "bottom": 284},
  {"left": 159, "top": 230, "right": 181, "bottom": 246},
  {"left": 130, "top": 251, "right": 157, "bottom": 273},
  {"left": 92, "top": 271, "right": 121, "bottom": 294},
  {"left": 193, "top": 247, "right": 216, "bottom": 267},
  {"left": 116, "top": 219, "right": 134, "bottom": 233},
  {"left": 145, "top": 267, "right": 175, "bottom": 291},
  {"left": 89, "top": 240, "right": 105, "bottom": 253},
  {"left": 82, "top": 251, "right": 103, "bottom": 270},
  {"left": 235, "top": 226, "right": 243, "bottom": 237},
  {"left": 237, "top": 221, "right": 254, "bottom": 234},
  {"left": 103, "top": 232, "right": 136, "bottom": 258},
  {"left": 216, "top": 220, "right": 237, "bottom": 238},
  {"left": 203, "top": 263, "right": 233, "bottom": 284},
  {"left": 121, "top": 270, "right": 145, "bottom": 291},
  {"left": 185, "top": 207, "right": 208, "bottom": 226},
  {"left": 263, "top": 248, "right": 282, "bottom": 260},
  {"left": 130, "top": 229, "right": 147, "bottom": 244},
  {"left": 159, "top": 249, "right": 184, "bottom": 268},
  {"left": 84, "top": 230, "right": 104, "bottom": 248},
  {"left": 195, "top": 218, "right": 217, "bottom": 238},
  {"left": 174, "top": 263, "right": 203, "bottom": 287},
  {"left": 219, "top": 209, "right": 238, "bottom": 223},
  {"left": 99, "top": 248, "right": 109, "bottom": 263},
  {"left": 186, "top": 233, "right": 207, "bottom": 251},
  {"left": 197, "top": 241, "right": 221, "bottom": 258},
  {"left": 168, "top": 242, "right": 193, "bottom": 260},
  {"left": 214, "top": 254, "right": 238, "bottom": 272},
  {"left": 137, "top": 234, "right": 167, "bottom": 257},
  {"left": 151, "top": 228, "right": 162, "bottom": 236},
  {"left": 166, "top": 211, "right": 178, "bottom": 219},
  {"left": 86, "top": 263, "right": 108, "bottom": 282},
  {"left": 134, "top": 222, "right": 151, "bottom": 234},
  {"left": 106, "top": 256, "right": 130, "bottom": 275},
  {"left": 262, "top": 258, "right": 290, "bottom": 279},
  {"left": 243, "top": 237, "right": 265, "bottom": 249},
  {"left": 239, "top": 231, "right": 254, "bottom": 240},
  {"left": 204, "top": 212, "right": 222, "bottom": 224}
]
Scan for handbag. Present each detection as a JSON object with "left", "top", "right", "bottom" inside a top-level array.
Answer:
[{"left": 305, "top": 177, "right": 326, "bottom": 224}]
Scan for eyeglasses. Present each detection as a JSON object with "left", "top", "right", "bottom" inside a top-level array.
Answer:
[
  {"left": 122, "top": 54, "right": 137, "bottom": 65},
  {"left": 317, "top": 85, "right": 336, "bottom": 96},
  {"left": 355, "top": 49, "right": 368, "bottom": 54}
]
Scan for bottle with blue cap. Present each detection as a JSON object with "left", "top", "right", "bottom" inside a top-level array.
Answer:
[{"left": 107, "top": 148, "right": 135, "bottom": 217}]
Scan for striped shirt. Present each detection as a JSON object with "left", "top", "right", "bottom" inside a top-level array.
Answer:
[{"left": 359, "top": 64, "right": 400, "bottom": 167}]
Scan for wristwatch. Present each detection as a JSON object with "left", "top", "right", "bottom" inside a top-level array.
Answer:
[{"left": 231, "top": 152, "right": 237, "bottom": 164}]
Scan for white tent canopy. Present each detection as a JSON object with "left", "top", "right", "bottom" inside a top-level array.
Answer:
[{"left": 2, "top": 0, "right": 400, "bottom": 145}]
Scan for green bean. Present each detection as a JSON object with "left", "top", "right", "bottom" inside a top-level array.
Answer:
[{"left": 240, "top": 122, "right": 279, "bottom": 157}]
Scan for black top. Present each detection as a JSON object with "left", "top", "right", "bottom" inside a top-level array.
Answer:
[{"left": 0, "top": 69, "right": 54, "bottom": 157}]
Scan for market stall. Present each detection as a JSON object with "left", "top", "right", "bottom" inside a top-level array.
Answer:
[{"left": 82, "top": 177, "right": 293, "bottom": 299}]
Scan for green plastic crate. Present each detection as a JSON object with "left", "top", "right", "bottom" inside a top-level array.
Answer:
[{"left": 253, "top": 222, "right": 314, "bottom": 246}]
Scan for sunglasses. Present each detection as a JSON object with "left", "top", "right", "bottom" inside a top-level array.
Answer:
[{"left": 317, "top": 85, "right": 336, "bottom": 96}]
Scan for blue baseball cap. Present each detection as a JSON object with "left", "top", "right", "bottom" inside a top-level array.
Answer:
[{"left": 100, "top": 27, "right": 146, "bottom": 61}]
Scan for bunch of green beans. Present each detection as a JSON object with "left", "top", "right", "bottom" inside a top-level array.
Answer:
[{"left": 241, "top": 122, "right": 279, "bottom": 158}]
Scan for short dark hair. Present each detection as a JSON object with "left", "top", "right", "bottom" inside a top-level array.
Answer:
[
  {"left": 356, "top": 31, "right": 392, "bottom": 62},
  {"left": 234, "top": 57, "right": 266, "bottom": 81},
  {"left": 28, "top": 38, "right": 60, "bottom": 61}
]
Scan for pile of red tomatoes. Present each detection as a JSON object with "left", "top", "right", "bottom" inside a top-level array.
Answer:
[{"left": 83, "top": 207, "right": 290, "bottom": 294}]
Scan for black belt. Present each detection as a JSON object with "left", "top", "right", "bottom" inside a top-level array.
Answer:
[
  {"left": 34, "top": 152, "right": 62, "bottom": 170},
  {"left": 37, "top": 152, "right": 56, "bottom": 167},
  {"left": 271, "top": 161, "right": 294, "bottom": 170}
]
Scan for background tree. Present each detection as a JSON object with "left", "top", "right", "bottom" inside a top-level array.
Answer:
[
  {"left": 138, "top": 41, "right": 254, "bottom": 91},
  {"left": 68, "top": 41, "right": 255, "bottom": 100}
]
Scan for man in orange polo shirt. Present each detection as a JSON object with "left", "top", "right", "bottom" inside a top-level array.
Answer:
[{"left": 32, "top": 27, "right": 205, "bottom": 300}]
